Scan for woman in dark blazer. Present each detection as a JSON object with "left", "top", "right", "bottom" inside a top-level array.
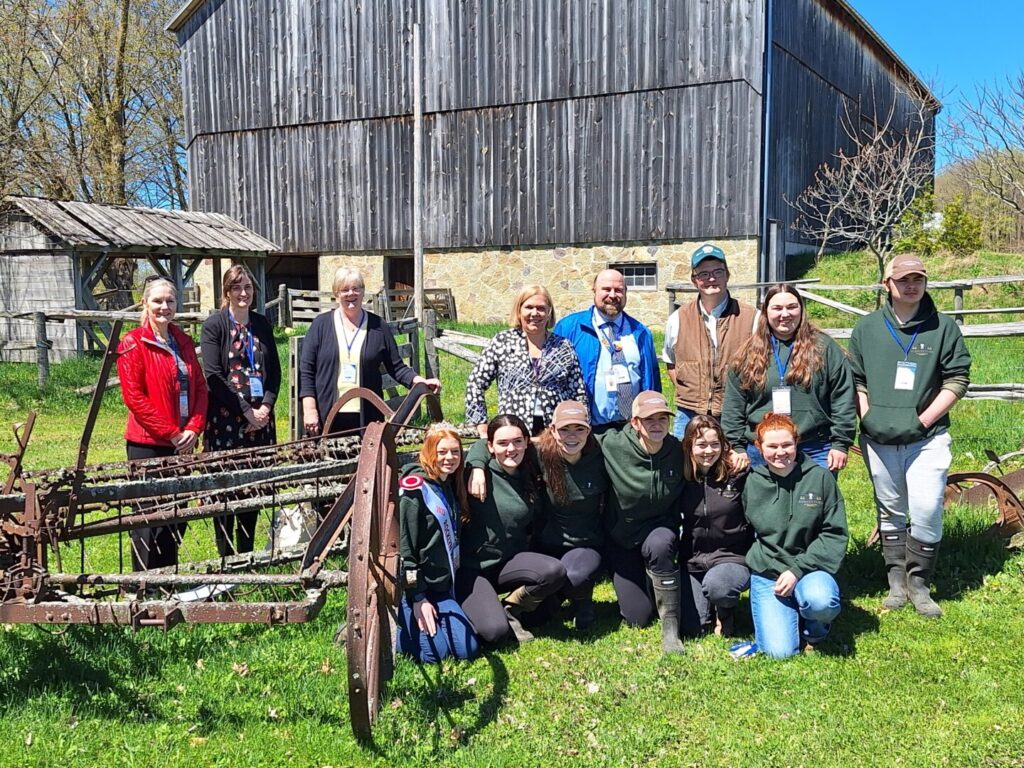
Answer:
[
  {"left": 200, "top": 264, "right": 281, "bottom": 555},
  {"left": 298, "top": 267, "right": 440, "bottom": 435}
]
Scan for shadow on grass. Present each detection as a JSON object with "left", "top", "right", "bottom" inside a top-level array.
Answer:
[
  {"left": 0, "top": 625, "right": 174, "bottom": 720},
  {"left": 816, "top": 602, "right": 879, "bottom": 657},
  {"left": 839, "top": 509, "right": 1019, "bottom": 606}
]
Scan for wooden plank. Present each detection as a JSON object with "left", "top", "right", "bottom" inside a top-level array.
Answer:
[
  {"left": 823, "top": 321, "right": 1024, "bottom": 340},
  {"left": 433, "top": 337, "right": 481, "bottom": 364},
  {"left": 797, "top": 288, "right": 870, "bottom": 316},
  {"left": 438, "top": 329, "right": 490, "bottom": 347}
]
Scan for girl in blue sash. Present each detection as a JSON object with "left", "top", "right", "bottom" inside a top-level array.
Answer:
[{"left": 397, "top": 425, "right": 479, "bottom": 663}]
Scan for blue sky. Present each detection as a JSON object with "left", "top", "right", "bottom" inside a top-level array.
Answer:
[{"left": 847, "top": 0, "right": 1024, "bottom": 106}]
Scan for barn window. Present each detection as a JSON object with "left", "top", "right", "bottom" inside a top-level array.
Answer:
[{"left": 612, "top": 262, "right": 658, "bottom": 291}]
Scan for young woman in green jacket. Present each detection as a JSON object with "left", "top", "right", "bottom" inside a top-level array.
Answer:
[{"left": 743, "top": 413, "right": 849, "bottom": 658}]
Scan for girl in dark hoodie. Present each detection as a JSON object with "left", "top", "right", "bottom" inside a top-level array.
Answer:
[{"left": 678, "top": 415, "right": 752, "bottom": 638}]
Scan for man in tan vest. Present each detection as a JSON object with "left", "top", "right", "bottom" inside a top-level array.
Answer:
[{"left": 662, "top": 243, "right": 757, "bottom": 438}]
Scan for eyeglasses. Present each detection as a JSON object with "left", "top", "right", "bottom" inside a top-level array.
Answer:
[
  {"left": 229, "top": 284, "right": 254, "bottom": 294},
  {"left": 694, "top": 268, "right": 726, "bottom": 281}
]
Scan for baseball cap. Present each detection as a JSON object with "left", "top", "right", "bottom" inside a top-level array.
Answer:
[
  {"left": 631, "top": 390, "right": 672, "bottom": 420},
  {"left": 552, "top": 401, "right": 591, "bottom": 429},
  {"left": 884, "top": 255, "right": 928, "bottom": 281},
  {"left": 691, "top": 243, "right": 728, "bottom": 269}
]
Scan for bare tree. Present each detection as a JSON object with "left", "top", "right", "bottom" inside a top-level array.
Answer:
[
  {"left": 950, "top": 72, "right": 1024, "bottom": 218},
  {"left": 788, "top": 86, "right": 937, "bottom": 282}
]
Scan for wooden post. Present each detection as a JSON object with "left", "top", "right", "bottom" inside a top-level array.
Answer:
[
  {"left": 34, "top": 311, "right": 49, "bottom": 389},
  {"left": 424, "top": 309, "right": 439, "bottom": 379},
  {"left": 277, "top": 283, "right": 289, "bottom": 327},
  {"left": 412, "top": 21, "right": 425, "bottom": 323},
  {"left": 284, "top": 288, "right": 293, "bottom": 328},
  {"left": 954, "top": 287, "right": 964, "bottom": 326}
]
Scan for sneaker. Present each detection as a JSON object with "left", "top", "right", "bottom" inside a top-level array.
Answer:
[{"left": 729, "top": 640, "right": 758, "bottom": 659}]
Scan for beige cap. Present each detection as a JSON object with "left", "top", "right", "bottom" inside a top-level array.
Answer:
[
  {"left": 631, "top": 390, "right": 672, "bottom": 419},
  {"left": 885, "top": 255, "right": 928, "bottom": 281},
  {"left": 552, "top": 400, "right": 591, "bottom": 429}
]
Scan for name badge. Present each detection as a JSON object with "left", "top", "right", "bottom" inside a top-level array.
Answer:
[
  {"left": 178, "top": 392, "right": 189, "bottom": 422},
  {"left": 771, "top": 386, "right": 792, "bottom": 414},
  {"left": 611, "top": 364, "right": 630, "bottom": 384},
  {"left": 249, "top": 376, "right": 264, "bottom": 398},
  {"left": 605, "top": 373, "right": 620, "bottom": 392},
  {"left": 340, "top": 362, "right": 358, "bottom": 384},
  {"left": 618, "top": 334, "right": 639, "bottom": 358},
  {"left": 894, "top": 361, "right": 917, "bottom": 391}
]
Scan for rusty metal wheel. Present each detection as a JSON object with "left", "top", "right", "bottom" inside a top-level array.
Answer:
[{"left": 345, "top": 422, "right": 400, "bottom": 741}]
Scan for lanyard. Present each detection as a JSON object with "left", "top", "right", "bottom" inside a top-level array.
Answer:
[
  {"left": 593, "top": 313, "right": 621, "bottom": 352},
  {"left": 339, "top": 310, "right": 366, "bottom": 356},
  {"left": 229, "top": 309, "right": 257, "bottom": 371},
  {"left": 770, "top": 336, "right": 791, "bottom": 381},
  {"left": 883, "top": 318, "right": 919, "bottom": 360}
]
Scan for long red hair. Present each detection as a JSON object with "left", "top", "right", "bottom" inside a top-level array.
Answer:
[{"left": 417, "top": 425, "right": 469, "bottom": 522}]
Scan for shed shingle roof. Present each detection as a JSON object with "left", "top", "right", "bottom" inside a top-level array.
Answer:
[{"left": 2, "top": 196, "right": 279, "bottom": 254}]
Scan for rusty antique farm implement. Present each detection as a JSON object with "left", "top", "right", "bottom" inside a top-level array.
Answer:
[{"left": 0, "top": 322, "right": 444, "bottom": 740}]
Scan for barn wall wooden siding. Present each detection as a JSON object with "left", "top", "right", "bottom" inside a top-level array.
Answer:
[
  {"left": 177, "top": 0, "right": 767, "bottom": 253},
  {"left": 764, "top": 0, "right": 938, "bottom": 242}
]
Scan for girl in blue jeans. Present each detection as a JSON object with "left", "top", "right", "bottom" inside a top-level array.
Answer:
[
  {"left": 742, "top": 413, "right": 849, "bottom": 658},
  {"left": 397, "top": 425, "right": 479, "bottom": 663}
]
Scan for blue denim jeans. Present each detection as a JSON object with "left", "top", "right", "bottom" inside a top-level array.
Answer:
[
  {"left": 672, "top": 407, "right": 698, "bottom": 439},
  {"left": 398, "top": 592, "right": 480, "bottom": 664},
  {"left": 746, "top": 438, "right": 830, "bottom": 470},
  {"left": 750, "top": 571, "right": 840, "bottom": 658},
  {"left": 860, "top": 431, "right": 951, "bottom": 545}
]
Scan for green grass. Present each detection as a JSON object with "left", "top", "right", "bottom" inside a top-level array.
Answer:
[{"left": 1, "top": 252, "right": 1024, "bottom": 767}]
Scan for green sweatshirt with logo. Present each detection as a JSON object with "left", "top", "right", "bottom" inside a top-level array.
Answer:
[
  {"left": 398, "top": 463, "right": 460, "bottom": 599},
  {"left": 538, "top": 446, "right": 608, "bottom": 552},
  {"left": 742, "top": 454, "right": 849, "bottom": 579},
  {"left": 462, "top": 438, "right": 539, "bottom": 572},
  {"left": 848, "top": 293, "right": 971, "bottom": 445},
  {"left": 597, "top": 426, "right": 685, "bottom": 549},
  {"left": 721, "top": 332, "right": 857, "bottom": 451}
]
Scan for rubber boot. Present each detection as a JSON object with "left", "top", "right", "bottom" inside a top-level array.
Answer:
[
  {"left": 647, "top": 569, "right": 686, "bottom": 655},
  {"left": 503, "top": 586, "right": 544, "bottom": 643},
  {"left": 906, "top": 535, "right": 943, "bottom": 618},
  {"left": 880, "top": 529, "right": 909, "bottom": 610},
  {"left": 572, "top": 597, "right": 596, "bottom": 631}
]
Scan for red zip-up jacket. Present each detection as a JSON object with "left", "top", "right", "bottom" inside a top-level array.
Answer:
[{"left": 117, "top": 323, "right": 208, "bottom": 447}]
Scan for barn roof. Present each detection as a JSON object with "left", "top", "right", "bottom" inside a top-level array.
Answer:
[
  {"left": 165, "top": 0, "right": 935, "bottom": 104},
  {"left": 1, "top": 196, "right": 279, "bottom": 255}
]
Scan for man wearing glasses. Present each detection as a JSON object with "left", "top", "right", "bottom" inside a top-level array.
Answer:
[{"left": 662, "top": 244, "right": 757, "bottom": 438}]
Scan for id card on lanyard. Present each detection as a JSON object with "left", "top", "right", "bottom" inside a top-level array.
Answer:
[
  {"left": 884, "top": 318, "right": 919, "bottom": 391},
  {"left": 231, "top": 311, "right": 264, "bottom": 398},
  {"left": 770, "top": 336, "right": 792, "bottom": 414}
]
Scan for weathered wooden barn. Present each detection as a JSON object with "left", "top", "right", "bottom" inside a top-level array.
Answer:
[
  {"left": 0, "top": 196, "right": 278, "bottom": 362},
  {"left": 168, "top": 0, "right": 936, "bottom": 326}
]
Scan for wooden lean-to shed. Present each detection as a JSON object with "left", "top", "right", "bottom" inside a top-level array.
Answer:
[{"left": 0, "top": 196, "right": 279, "bottom": 363}]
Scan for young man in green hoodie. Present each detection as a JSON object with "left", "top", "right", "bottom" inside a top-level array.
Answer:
[{"left": 848, "top": 255, "right": 972, "bottom": 618}]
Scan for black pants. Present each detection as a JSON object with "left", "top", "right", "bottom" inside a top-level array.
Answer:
[
  {"left": 541, "top": 545, "right": 603, "bottom": 599},
  {"left": 454, "top": 553, "right": 567, "bottom": 643},
  {"left": 214, "top": 510, "right": 259, "bottom": 556},
  {"left": 606, "top": 527, "right": 678, "bottom": 627},
  {"left": 126, "top": 442, "right": 186, "bottom": 571}
]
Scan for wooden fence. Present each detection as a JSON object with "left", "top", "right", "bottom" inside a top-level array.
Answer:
[{"left": 266, "top": 285, "right": 456, "bottom": 327}]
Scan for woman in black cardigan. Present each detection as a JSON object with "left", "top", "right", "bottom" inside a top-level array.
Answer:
[
  {"left": 200, "top": 264, "right": 281, "bottom": 554},
  {"left": 298, "top": 267, "right": 440, "bottom": 435}
]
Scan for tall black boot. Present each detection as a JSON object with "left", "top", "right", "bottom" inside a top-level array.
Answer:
[
  {"left": 647, "top": 569, "right": 685, "bottom": 655},
  {"left": 906, "top": 535, "right": 942, "bottom": 618},
  {"left": 881, "top": 529, "right": 909, "bottom": 610}
]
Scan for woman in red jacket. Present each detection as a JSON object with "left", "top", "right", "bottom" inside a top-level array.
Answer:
[{"left": 116, "top": 276, "right": 208, "bottom": 570}]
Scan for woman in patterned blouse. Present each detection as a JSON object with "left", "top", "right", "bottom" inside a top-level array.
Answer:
[
  {"left": 200, "top": 264, "right": 281, "bottom": 555},
  {"left": 464, "top": 285, "right": 587, "bottom": 437}
]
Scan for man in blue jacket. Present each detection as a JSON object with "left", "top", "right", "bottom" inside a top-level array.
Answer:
[{"left": 554, "top": 269, "right": 660, "bottom": 432}]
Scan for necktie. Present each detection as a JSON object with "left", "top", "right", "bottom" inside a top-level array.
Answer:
[{"left": 606, "top": 323, "right": 634, "bottom": 420}]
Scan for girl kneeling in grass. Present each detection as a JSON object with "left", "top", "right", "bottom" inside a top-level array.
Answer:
[
  {"left": 398, "top": 425, "right": 479, "bottom": 663},
  {"left": 742, "top": 413, "right": 848, "bottom": 658}
]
